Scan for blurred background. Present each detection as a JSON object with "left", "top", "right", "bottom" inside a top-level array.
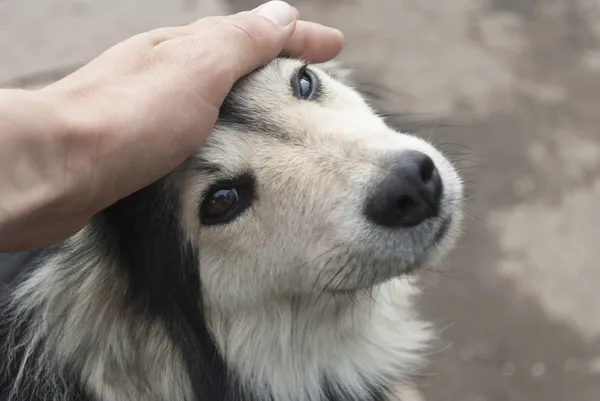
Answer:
[{"left": 2, "top": 0, "right": 599, "bottom": 400}]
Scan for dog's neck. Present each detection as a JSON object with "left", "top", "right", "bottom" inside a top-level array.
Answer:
[{"left": 207, "top": 281, "right": 432, "bottom": 401}]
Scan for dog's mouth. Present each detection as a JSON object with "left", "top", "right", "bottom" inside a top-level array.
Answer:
[
  {"left": 323, "top": 216, "right": 453, "bottom": 293},
  {"left": 431, "top": 216, "right": 452, "bottom": 250},
  {"left": 402, "top": 215, "right": 452, "bottom": 275}
]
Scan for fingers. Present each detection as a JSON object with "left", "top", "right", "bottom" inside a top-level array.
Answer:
[
  {"left": 184, "top": 1, "right": 344, "bottom": 80},
  {"left": 282, "top": 21, "right": 345, "bottom": 63},
  {"left": 204, "top": 1, "right": 301, "bottom": 80},
  {"left": 221, "top": 2, "right": 344, "bottom": 69},
  {"left": 253, "top": 0, "right": 300, "bottom": 27}
]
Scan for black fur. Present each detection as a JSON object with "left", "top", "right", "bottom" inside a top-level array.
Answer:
[{"left": 219, "top": 91, "right": 291, "bottom": 141}]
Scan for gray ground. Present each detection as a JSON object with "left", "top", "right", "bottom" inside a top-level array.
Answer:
[{"left": 2, "top": 0, "right": 600, "bottom": 400}]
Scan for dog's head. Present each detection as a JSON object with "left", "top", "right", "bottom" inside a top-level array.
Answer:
[{"left": 173, "top": 58, "right": 464, "bottom": 310}]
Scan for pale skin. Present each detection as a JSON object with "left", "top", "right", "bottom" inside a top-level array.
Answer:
[{"left": 0, "top": 1, "right": 344, "bottom": 252}]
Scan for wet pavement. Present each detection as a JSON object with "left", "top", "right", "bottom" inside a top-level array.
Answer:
[{"left": 2, "top": 0, "right": 600, "bottom": 400}]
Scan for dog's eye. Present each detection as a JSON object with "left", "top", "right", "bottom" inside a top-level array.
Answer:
[
  {"left": 203, "top": 189, "right": 239, "bottom": 218},
  {"left": 292, "top": 66, "right": 318, "bottom": 100},
  {"left": 199, "top": 174, "right": 255, "bottom": 225},
  {"left": 299, "top": 73, "right": 312, "bottom": 98}
]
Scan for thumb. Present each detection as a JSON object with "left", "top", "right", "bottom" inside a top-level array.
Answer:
[{"left": 208, "top": 1, "right": 300, "bottom": 80}]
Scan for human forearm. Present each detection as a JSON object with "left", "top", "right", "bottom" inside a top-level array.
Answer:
[{"left": 0, "top": 89, "right": 96, "bottom": 252}]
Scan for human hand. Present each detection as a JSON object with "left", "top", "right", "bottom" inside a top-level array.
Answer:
[{"left": 0, "top": 1, "right": 344, "bottom": 252}]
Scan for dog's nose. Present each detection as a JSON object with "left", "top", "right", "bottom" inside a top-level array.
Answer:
[{"left": 364, "top": 151, "right": 443, "bottom": 228}]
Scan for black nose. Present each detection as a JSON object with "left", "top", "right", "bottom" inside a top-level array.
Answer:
[{"left": 364, "top": 151, "right": 443, "bottom": 228}]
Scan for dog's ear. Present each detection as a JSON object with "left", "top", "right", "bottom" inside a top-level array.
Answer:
[{"left": 314, "top": 60, "right": 355, "bottom": 86}]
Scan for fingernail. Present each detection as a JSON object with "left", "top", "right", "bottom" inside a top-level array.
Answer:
[{"left": 256, "top": 1, "right": 297, "bottom": 27}]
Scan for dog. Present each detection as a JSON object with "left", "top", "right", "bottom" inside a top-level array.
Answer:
[{"left": 0, "top": 57, "right": 464, "bottom": 401}]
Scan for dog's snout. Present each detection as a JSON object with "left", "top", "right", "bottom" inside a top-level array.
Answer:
[{"left": 364, "top": 151, "right": 443, "bottom": 228}]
